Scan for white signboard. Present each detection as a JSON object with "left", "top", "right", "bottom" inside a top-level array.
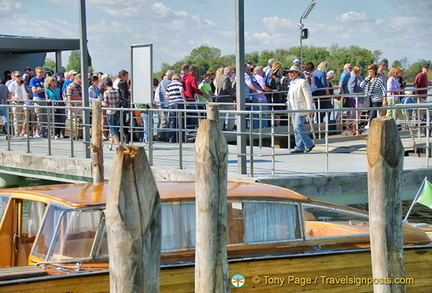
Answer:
[{"left": 131, "top": 44, "right": 153, "bottom": 104}]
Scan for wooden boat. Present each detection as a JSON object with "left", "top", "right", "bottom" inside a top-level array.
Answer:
[{"left": 0, "top": 181, "right": 431, "bottom": 292}]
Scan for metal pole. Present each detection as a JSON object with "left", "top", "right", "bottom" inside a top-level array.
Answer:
[
  {"left": 236, "top": 0, "right": 247, "bottom": 174},
  {"left": 79, "top": 0, "right": 91, "bottom": 158}
]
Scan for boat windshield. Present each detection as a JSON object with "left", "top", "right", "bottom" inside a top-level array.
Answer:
[
  {"left": 32, "top": 203, "right": 108, "bottom": 262},
  {"left": 302, "top": 204, "right": 369, "bottom": 238},
  {"left": 0, "top": 195, "right": 9, "bottom": 222}
]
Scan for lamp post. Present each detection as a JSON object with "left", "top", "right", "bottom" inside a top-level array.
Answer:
[{"left": 299, "top": 0, "right": 316, "bottom": 63}]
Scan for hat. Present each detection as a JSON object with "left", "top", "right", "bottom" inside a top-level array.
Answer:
[
  {"left": 271, "top": 61, "right": 282, "bottom": 75},
  {"left": 287, "top": 66, "right": 301, "bottom": 73},
  {"left": 103, "top": 78, "right": 113, "bottom": 87},
  {"left": 68, "top": 70, "right": 78, "bottom": 75},
  {"left": 293, "top": 59, "right": 301, "bottom": 65},
  {"left": 422, "top": 63, "right": 430, "bottom": 68}
]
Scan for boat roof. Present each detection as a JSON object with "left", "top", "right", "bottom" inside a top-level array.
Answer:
[{"left": 0, "top": 181, "right": 311, "bottom": 208}]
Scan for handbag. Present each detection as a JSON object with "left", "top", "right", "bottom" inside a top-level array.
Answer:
[{"left": 363, "top": 96, "right": 371, "bottom": 108}]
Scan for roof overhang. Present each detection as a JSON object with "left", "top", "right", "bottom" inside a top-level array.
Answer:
[{"left": 0, "top": 34, "right": 80, "bottom": 54}]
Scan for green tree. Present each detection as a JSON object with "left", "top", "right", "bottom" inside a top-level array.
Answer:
[{"left": 65, "top": 50, "right": 93, "bottom": 73}]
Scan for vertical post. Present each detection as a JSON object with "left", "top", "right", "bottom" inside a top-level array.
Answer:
[
  {"left": 79, "top": 0, "right": 90, "bottom": 158},
  {"left": 235, "top": 0, "right": 247, "bottom": 174},
  {"left": 91, "top": 101, "right": 103, "bottom": 183},
  {"left": 367, "top": 117, "right": 405, "bottom": 293},
  {"left": 195, "top": 104, "right": 230, "bottom": 292},
  {"left": 106, "top": 146, "right": 161, "bottom": 292}
]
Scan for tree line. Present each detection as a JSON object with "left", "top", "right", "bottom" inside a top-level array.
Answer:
[{"left": 157, "top": 44, "right": 431, "bottom": 84}]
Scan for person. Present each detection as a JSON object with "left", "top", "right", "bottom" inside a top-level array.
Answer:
[
  {"left": 251, "top": 66, "right": 269, "bottom": 129},
  {"left": 166, "top": 73, "right": 187, "bottom": 143},
  {"left": 29, "top": 66, "right": 47, "bottom": 137},
  {"left": 386, "top": 66, "right": 404, "bottom": 121},
  {"left": 414, "top": 63, "right": 430, "bottom": 100},
  {"left": 263, "top": 58, "right": 276, "bottom": 77},
  {"left": 339, "top": 63, "right": 355, "bottom": 127},
  {"left": 155, "top": 70, "right": 174, "bottom": 141},
  {"left": 0, "top": 81, "right": 10, "bottom": 134},
  {"left": 360, "top": 64, "right": 387, "bottom": 129},
  {"left": 198, "top": 73, "right": 214, "bottom": 119},
  {"left": 62, "top": 70, "right": 76, "bottom": 98},
  {"left": 22, "top": 71, "right": 35, "bottom": 136},
  {"left": 348, "top": 66, "right": 365, "bottom": 130},
  {"left": 215, "top": 67, "right": 236, "bottom": 131},
  {"left": 44, "top": 76, "right": 64, "bottom": 139},
  {"left": 88, "top": 75, "right": 102, "bottom": 104},
  {"left": 182, "top": 66, "right": 206, "bottom": 133},
  {"left": 102, "top": 78, "right": 121, "bottom": 151},
  {"left": 115, "top": 70, "right": 131, "bottom": 142},
  {"left": 8, "top": 71, "right": 27, "bottom": 136},
  {"left": 66, "top": 73, "right": 83, "bottom": 134},
  {"left": 377, "top": 59, "right": 389, "bottom": 85},
  {"left": 265, "top": 61, "right": 285, "bottom": 126},
  {"left": 286, "top": 66, "right": 315, "bottom": 154},
  {"left": 311, "top": 61, "right": 330, "bottom": 122},
  {"left": 302, "top": 62, "right": 314, "bottom": 86}
]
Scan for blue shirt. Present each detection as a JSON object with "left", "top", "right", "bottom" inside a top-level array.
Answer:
[{"left": 339, "top": 71, "right": 351, "bottom": 94}]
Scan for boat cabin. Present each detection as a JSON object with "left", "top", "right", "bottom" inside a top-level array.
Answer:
[{"left": 0, "top": 181, "right": 430, "bottom": 269}]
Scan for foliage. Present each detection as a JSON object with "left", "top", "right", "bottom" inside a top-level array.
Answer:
[
  {"left": 65, "top": 50, "right": 93, "bottom": 74},
  {"left": 154, "top": 44, "right": 430, "bottom": 83}
]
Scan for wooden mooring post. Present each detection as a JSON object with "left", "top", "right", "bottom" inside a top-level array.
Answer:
[
  {"left": 91, "top": 101, "right": 104, "bottom": 183},
  {"left": 367, "top": 117, "right": 405, "bottom": 293},
  {"left": 195, "top": 104, "right": 230, "bottom": 292},
  {"left": 106, "top": 146, "right": 161, "bottom": 293}
]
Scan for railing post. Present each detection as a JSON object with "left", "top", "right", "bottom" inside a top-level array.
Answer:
[{"left": 91, "top": 101, "right": 104, "bottom": 183}]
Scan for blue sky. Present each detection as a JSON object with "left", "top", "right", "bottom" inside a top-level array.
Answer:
[{"left": 1, "top": 0, "right": 431, "bottom": 75}]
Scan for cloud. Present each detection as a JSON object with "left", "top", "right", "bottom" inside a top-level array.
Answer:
[
  {"left": 336, "top": 11, "right": 368, "bottom": 23},
  {"left": 0, "top": 0, "right": 21, "bottom": 16}
]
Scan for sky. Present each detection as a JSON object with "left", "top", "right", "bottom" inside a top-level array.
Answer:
[{"left": 1, "top": 0, "right": 431, "bottom": 75}]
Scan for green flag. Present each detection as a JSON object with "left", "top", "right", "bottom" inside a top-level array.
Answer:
[{"left": 417, "top": 180, "right": 432, "bottom": 209}]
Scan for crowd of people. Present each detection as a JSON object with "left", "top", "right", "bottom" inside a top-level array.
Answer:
[{"left": 0, "top": 59, "right": 430, "bottom": 152}]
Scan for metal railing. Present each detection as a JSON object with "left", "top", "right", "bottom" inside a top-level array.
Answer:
[{"left": 1, "top": 86, "right": 431, "bottom": 176}]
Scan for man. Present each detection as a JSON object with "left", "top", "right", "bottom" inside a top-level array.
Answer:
[
  {"left": 62, "top": 70, "right": 76, "bottom": 98},
  {"left": 29, "top": 66, "right": 47, "bottom": 137},
  {"left": 215, "top": 66, "right": 236, "bottom": 131},
  {"left": 7, "top": 71, "right": 27, "bottom": 136},
  {"left": 414, "top": 63, "right": 430, "bottom": 100},
  {"left": 182, "top": 66, "right": 206, "bottom": 132},
  {"left": 263, "top": 58, "right": 276, "bottom": 77},
  {"left": 66, "top": 73, "right": 83, "bottom": 124},
  {"left": 377, "top": 59, "right": 389, "bottom": 85},
  {"left": 286, "top": 66, "right": 315, "bottom": 154},
  {"left": 338, "top": 63, "right": 351, "bottom": 95}
]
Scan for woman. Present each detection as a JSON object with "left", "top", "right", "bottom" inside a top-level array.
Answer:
[
  {"left": 360, "top": 64, "right": 387, "bottom": 128},
  {"left": 102, "top": 78, "right": 121, "bottom": 151},
  {"left": 386, "top": 66, "right": 404, "bottom": 120},
  {"left": 44, "top": 76, "right": 64, "bottom": 139},
  {"left": 348, "top": 66, "right": 365, "bottom": 130},
  {"left": 311, "top": 61, "right": 331, "bottom": 122},
  {"left": 166, "top": 73, "right": 187, "bottom": 143}
]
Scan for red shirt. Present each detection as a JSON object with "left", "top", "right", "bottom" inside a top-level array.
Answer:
[
  {"left": 414, "top": 72, "right": 429, "bottom": 97},
  {"left": 182, "top": 74, "right": 204, "bottom": 100}
]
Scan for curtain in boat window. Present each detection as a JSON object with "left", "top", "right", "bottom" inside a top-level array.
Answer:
[
  {"left": 0, "top": 195, "right": 9, "bottom": 221},
  {"left": 26, "top": 201, "right": 46, "bottom": 237},
  {"left": 243, "top": 201, "right": 298, "bottom": 244},
  {"left": 161, "top": 202, "right": 196, "bottom": 251}
]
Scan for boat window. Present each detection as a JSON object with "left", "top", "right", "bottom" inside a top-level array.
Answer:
[
  {"left": 33, "top": 204, "right": 107, "bottom": 261},
  {"left": 242, "top": 201, "right": 300, "bottom": 244},
  {"left": 161, "top": 202, "right": 195, "bottom": 251},
  {"left": 0, "top": 195, "right": 9, "bottom": 221},
  {"left": 22, "top": 200, "right": 46, "bottom": 238},
  {"left": 302, "top": 204, "right": 369, "bottom": 238}
]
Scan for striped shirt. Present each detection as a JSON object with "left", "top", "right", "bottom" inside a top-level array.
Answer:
[
  {"left": 103, "top": 88, "right": 121, "bottom": 115},
  {"left": 166, "top": 80, "right": 184, "bottom": 105},
  {"left": 360, "top": 77, "right": 386, "bottom": 103},
  {"left": 66, "top": 82, "right": 82, "bottom": 105}
]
